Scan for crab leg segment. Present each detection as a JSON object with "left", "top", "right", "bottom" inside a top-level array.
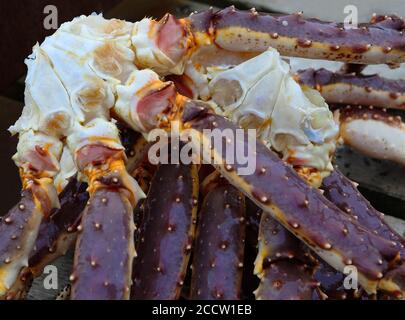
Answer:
[
  {"left": 337, "top": 105, "right": 405, "bottom": 166},
  {"left": 0, "top": 132, "right": 62, "bottom": 299},
  {"left": 131, "top": 162, "right": 198, "bottom": 300},
  {"left": 254, "top": 211, "right": 322, "bottom": 300},
  {"left": 321, "top": 170, "right": 405, "bottom": 298},
  {"left": 181, "top": 101, "right": 402, "bottom": 295},
  {"left": 322, "top": 169, "right": 405, "bottom": 252},
  {"left": 2, "top": 177, "right": 88, "bottom": 300},
  {"left": 190, "top": 175, "right": 245, "bottom": 300},
  {"left": 295, "top": 68, "right": 405, "bottom": 110},
  {"left": 69, "top": 142, "right": 143, "bottom": 300},
  {"left": 29, "top": 177, "right": 88, "bottom": 276},
  {"left": 0, "top": 180, "right": 58, "bottom": 299},
  {"left": 71, "top": 186, "right": 134, "bottom": 300},
  {"left": 188, "top": 7, "right": 405, "bottom": 65},
  {"left": 313, "top": 259, "right": 354, "bottom": 300}
]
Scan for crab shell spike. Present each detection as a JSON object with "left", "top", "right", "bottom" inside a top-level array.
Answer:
[
  {"left": 131, "top": 162, "right": 199, "bottom": 300},
  {"left": 295, "top": 68, "right": 405, "bottom": 110},
  {"left": 322, "top": 169, "right": 405, "bottom": 255},
  {"left": 190, "top": 179, "right": 245, "bottom": 300},
  {"left": 337, "top": 105, "right": 405, "bottom": 166},
  {"left": 187, "top": 7, "right": 405, "bottom": 65},
  {"left": 254, "top": 211, "right": 322, "bottom": 300},
  {"left": 0, "top": 177, "right": 58, "bottom": 299},
  {"left": 71, "top": 187, "right": 135, "bottom": 300},
  {"left": 29, "top": 177, "right": 89, "bottom": 276},
  {"left": 181, "top": 101, "right": 403, "bottom": 295}
]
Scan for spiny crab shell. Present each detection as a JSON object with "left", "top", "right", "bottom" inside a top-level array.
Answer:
[{"left": 10, "top": 13, "right": 338, "bottom": 188}]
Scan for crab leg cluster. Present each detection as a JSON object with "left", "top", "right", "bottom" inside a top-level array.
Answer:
[
  {"left": 2, "top": 15, "right": 146, "bottom": 300},
  {"left": 1, "top": 6, "right": 405, "bottom": 300}
]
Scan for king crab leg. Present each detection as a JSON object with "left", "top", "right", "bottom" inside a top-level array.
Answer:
[
  {"left": 68, "top": 128, "right": 145, "bottom": 299},
  {"left": 190, "top": 173, "right": 245, "bottom": 300},
  {"left": 180, "top": 101, "right": 402, "bottom": 295},
  {"left": 6, "top": 177, "right": 87, "bottom": 300},
  {"left": 0, "top": 132, "right": 61, "bottom": 299},
  {"left": 28, "top": 178, "right": 88, "bottom": 277},
  {"left": 295, "top": 68, "right": 405, "bottom": 110},
  {"left": 4, "top": 129, "right": 149, "bottom": 300},
  {"left": 321, "top": 168, "right": 405, "bottom": 298},
  {"left": 254, "top": 211, "right": 324, "bottom": 300},
  {"left": 294, "top": 68, "right": 405, "bottom": 166},
  {"left": 246, "top": 181, "right": 358, "bottom": 299},
  {"left": 336, "top": 105, "right": 405, "bottom": 166},
  {"left": 131, "top": 161, "right": 199, "bottom": 299},
  {"left": 113, "top": 49, "right": 405, "bottom": 296},
  {"left": 186, "top": 7, "right": 405, "bottom": 66},
  {"left": 322, "top": 168, "right": 405, "bottom": 251}
]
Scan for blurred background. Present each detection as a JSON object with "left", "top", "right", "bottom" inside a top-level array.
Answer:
[{"left": 1, "top": 0, "right": 405, "bottom": 217}]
